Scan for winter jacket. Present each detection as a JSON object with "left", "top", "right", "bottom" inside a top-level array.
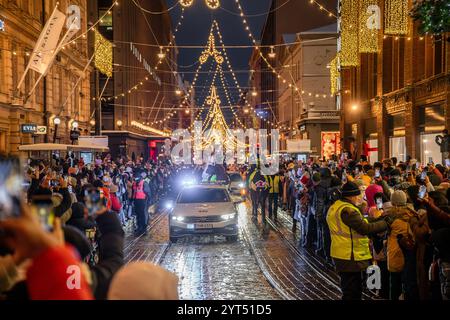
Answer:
[
  {"left": 385, "top": 205, "right": 417, "bottom": 272},
  {"left": 67, "top": 202, "right": 96, "bottom": 232},
  {"left": 331, "top": 199, "right": 388, "bottom": 272},
  {"left": 110, "top": 193, "right": 122, "bottom": 213},
  {"left": 312, "top": 176, "right": 341, "bottom": 220},
  {"left": 424, "top": 201, "right": 450, "bottom": 229},
  {"left": 90, "top": 211, "right": 124, "bottom": 300},
  {"left": 26, "top": 245, "right": 93, "bottom": 300}
]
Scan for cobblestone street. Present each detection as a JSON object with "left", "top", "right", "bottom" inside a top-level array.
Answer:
[{"left": 124, "top": 200, "right": 351, "bottom": 300}]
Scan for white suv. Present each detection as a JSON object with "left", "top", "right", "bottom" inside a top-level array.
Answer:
[{"left": 169, "top": 185, "right": 238, "bottom": 242}]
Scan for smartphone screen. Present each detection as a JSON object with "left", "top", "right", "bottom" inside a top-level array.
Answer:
[
  {"left": 421, "top": 171, "right": 427, "bottom": 181},
  {"left": 376, "top": 197, "right": 383, "bottom": 210},
  {"left": 375, "top": 169, "right": 380, "bottom": 178},
  {"left": 418, "top": 185, "right": 427, "bottom": 199},
  {"left": 35, "top": 204, "right": 55, "bottom": 231},
  {"left": 445, "top": 159, "right": 450, "bottom": 167},
  {"left": 0, "top": 158, "right": 23, "bottom": 220}
]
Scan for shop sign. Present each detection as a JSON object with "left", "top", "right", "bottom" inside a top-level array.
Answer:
[
  {"left": 36, "top": 126, "right": 47, "bottom": 135},
  {"left": 21, "top": 124, "right": 37, "bottom": 133}
]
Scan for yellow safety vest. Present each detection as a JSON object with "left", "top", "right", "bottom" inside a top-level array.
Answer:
[
  {"left": 248, "top": 170, "right": 269, "bottom": 191},
  {"left": 268, "top": 175, "right": 280, "bottom": 193},
  {"left": 326, "top": 200, "right": 372, "bottom": 261}
]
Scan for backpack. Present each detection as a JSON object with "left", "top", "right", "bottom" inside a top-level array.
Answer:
[{"left": 325, "top": 185, "right": 341, "bottom": 210}]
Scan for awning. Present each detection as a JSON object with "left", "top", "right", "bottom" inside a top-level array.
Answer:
[
  {"left": 18, "top": 143, "right": 69, "bottom": 151},
  {"left": 68, "top": 143, "right": 110, "bottom": 152}
]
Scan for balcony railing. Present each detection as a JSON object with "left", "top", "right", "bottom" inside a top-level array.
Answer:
[{"left": 299, "top": 109, "right": 341, "bottom": 121}]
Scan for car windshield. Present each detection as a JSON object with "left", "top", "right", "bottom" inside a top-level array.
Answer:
[
  {"left": 229, "top": 173, "right": 242, "bottom": 182},
  {"left": 178, "top": 188, "right": 229, "bottom": 203}
]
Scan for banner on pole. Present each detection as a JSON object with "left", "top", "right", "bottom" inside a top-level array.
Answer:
[{"left": 28, "top": 7, "right": 66, "bottom": 74}]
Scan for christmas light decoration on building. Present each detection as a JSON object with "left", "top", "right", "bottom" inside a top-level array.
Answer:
[
  {"left": 359, "top": 0, "right": 379, "bottom": 53},
  {"left": 131, "top": 121, "right": 169, "bottom": 136},
  {"left": 94, "top": 29, "right": 113, "bottom": 77},
  {"left": 199, "top": 32, "right": 224, "bottom": 65},
  {"left": 384, "top": 0, "right": 409, "bottom": 35},
  {"left": 99, "top": 8, "right": 186, "bottom": 103},
  {"left": 340, "top": 0, "right": 359, "bottom": 66},
  {"left": 329, "top": 55, "right": 339, "bottom": 95}
]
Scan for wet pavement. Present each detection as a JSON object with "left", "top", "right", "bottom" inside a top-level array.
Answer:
[{"left": 123, "top": 199, "right": 366, "bottom": 300}]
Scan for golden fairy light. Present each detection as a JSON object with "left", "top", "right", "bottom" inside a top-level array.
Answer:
[
  {"left": 329, "top": 55, "right": 339, "bottom": 95},
  {"left": 384, "top": 0, "right": 409, "bottom": 35},
  {"left": 199, "top": 32, "right": 224, "bottom": 65},
  {"left": 94, "top": 29, "right": 113, "bottom": 77},
  {"left": 340, "top": 0, "right": 359, "bottom": 67},
  {"left": 359, "top": 0, "right": 379, "bottom": 53}
]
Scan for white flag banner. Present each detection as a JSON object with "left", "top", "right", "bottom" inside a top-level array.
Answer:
[
  {"left": 64, "top": 5, "right": 81, "bottom": 43},
  {"left": 28, "top": 7, "right": 66, "bottom": 74}
]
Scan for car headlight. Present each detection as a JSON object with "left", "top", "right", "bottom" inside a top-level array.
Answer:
[
  {"left": 172, "top": 216, "right": 185, "bottom": 222},
  {"left": 180, "top": 178, "right": 196, "bottom": 186},
  {"left": 165, "top": 201, "right": 174, "bottom": 209},
  {"left": 221, "top": 213, "right": 236, "bottom": 220},
  {"left": 238, "top": 182, "right": 245, "bottom": 188}
]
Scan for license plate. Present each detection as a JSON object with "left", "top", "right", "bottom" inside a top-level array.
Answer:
[{"left": 195, "top": 223, "right": 214, "bottom": 229}]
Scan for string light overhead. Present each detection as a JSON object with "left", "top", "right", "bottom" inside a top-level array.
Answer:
[
  {"left": 179, "top": 0, "right": 220, "bottom": 9},
  {"left": 199, "top": 31, "right": 224, "bottom": 64}
]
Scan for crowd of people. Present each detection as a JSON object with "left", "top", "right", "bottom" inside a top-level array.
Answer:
[
  {"left": 1, "top": 148, "right": 450, "bottom": 301},
  {"left": 247, "top": 154, "right": 450, "bottom": 300},
  {"left": 0, "top": 153, "right": 179, "bottom": 300}
]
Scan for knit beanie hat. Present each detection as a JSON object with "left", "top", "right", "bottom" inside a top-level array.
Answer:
[
  {"left": 391, "top": 190, "right": 407, "bottom": 206},
  {"left": 108, "top": 262, "right": 178, "bottom": 300},
  {"left": 341, "top": 181, "right": 361, "bottom": 197},
  {"left": 312, "top": 172, "right": 321, "bottom": 183}
]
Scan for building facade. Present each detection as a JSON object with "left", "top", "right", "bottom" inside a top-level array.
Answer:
[
  {"left": 340, "top": 0, "right": 450, "bottom": 165},
  {"left": 88, "top": 0, "right": 177, "bottom": 159},
  {"left": 0, "top": 0, "right": 91, "bottom": 154},
  {"left": 253, "top": 0, "right": 338, "bottom": 133},
  {"left": 277, "top": 25, "right": 340, "bottom": 159}
]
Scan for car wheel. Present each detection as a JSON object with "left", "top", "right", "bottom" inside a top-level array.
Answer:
[{"left": 226, "top": 235, "right": 238, "bottom": 242}]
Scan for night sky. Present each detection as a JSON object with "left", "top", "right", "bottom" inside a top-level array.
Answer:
[{"left": 165, "top": 0, "right": 272, "bottom": 110}]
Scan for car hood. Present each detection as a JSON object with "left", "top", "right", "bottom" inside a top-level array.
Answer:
[
  {"left": 230, "top": 181, "right": 243, "bottom": 188},
  {"left": 173, "top": 202, "right": 235, "bottom": 217}
]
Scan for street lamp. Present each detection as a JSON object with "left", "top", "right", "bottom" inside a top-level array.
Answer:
[
  {"left": 89, "top": 119, "right": 96, "bottom": 126},
  {"left": 117, "top": 120, "right": 123, "bottom": 129},
  {"left": 72, "top": 121, "right": 79, "bottom": 129},
  {"left": 351, "top": 104, "right": 359, "bottom": 111},
  {"left": 175, "top": 89, "right": 182, "bottom": 96}
]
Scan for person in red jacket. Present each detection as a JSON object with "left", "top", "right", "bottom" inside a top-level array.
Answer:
[
  {"left": 110, "top": 184, "right": 122, "bottom": 214},
  {"left": 0, "top": 205, "right": 93, "bottom": 300}
]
